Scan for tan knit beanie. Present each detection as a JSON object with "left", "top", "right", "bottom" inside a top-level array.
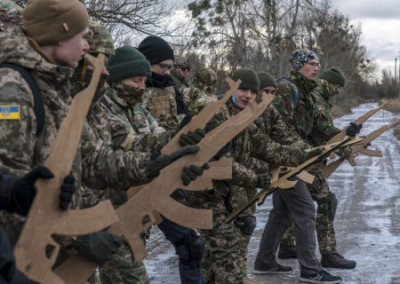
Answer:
[{"left": 23, "top": 0, "right": 89, "bottom": 46}]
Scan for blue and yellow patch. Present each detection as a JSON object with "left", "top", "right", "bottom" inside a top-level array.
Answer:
[{"left": 0, "top": 104, "right": 20, "bottom": 119}]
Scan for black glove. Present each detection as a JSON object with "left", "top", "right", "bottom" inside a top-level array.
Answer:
[
  {"left": 179, "top": 129, "right": 205, "bottom": 146},
  {"left": 75, "top": 230, "right": 123, "bottom": 265},
  {"left": 299, "top": 147, "right": 324, "bottom": 164},
  {"left": 182, "top": 163, "right": 209, "bottom": 186},
  {"left": 256, "top": 173, "right": 272, "bottom": 189},
  {"left": 59, "top": 174, "right": 76, "bottom": 210},
  {"left": 147, "top": 145, "right": 200, "bottom": 179},
  {"left": 235, "top": 215, "right": 256, "bottom": 236},
  {"left": 346, "top": 122, "right": 362, "bottom": 137},
  {"left": 9, "top": 166, "right": 54, "bottom": 216}
]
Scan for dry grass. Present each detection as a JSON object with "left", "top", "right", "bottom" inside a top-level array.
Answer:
[
  {"left": 331, "top": 95, "right": 364, "bottom": 118},
  {"left": 384, "top": 99, "right": 400, "bottom": 114}
]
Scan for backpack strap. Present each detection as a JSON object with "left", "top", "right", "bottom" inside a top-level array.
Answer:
[{"left": 0, "top": 64, "right": 45, "bottom": 136}]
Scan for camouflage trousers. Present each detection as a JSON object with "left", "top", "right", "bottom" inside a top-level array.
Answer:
[
  {"left": 99, "top": 240, "right": 149, "bottom": 284},
  {"left": 187, "top": 181, "right": 244, "bottom": 284},
  {"left": 281, "top": 166, "right": 337, "bottom": 255},
  {"left": 229, "top": 187, "right": 257, "bottom": 277}
]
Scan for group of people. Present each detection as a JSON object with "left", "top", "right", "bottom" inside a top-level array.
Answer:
[{"left": 0, "top": 0, "right": 363, "bottom": 284}]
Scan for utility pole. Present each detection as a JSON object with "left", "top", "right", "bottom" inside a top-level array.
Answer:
[{"left": 395, "top": 58, "right": 398, "bottom": 85}]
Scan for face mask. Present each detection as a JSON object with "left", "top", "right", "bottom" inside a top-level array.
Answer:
[{"left": 113, "top": 82, "right": 145, "bottom": 106}]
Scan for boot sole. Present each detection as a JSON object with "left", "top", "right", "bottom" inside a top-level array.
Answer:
[
  {"left": 299, "top": 276, "right": 342, "bottom": 283},
  {"left": 321, "top": 263, "right": 356, "bottom": 269},
  {"left": 253, "top": 269, "right": 293, "bottom": 275}
]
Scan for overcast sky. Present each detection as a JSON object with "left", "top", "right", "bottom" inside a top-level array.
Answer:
[{"left": 331, "top": 0, "right": 400, "bottom": 78}]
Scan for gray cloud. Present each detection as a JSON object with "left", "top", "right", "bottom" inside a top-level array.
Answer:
[{"left": 332, "top": 0, "right": 400, "bottom": 19}]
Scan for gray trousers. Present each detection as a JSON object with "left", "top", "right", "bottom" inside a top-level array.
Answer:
[{"left": 254, "top": 180, "right": 322, "bottom": 274}]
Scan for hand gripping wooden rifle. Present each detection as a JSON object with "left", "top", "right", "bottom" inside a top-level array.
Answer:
[
  {"left": 13, "top": 54, "right": 120, "bottom": 284},
  {"left": 322, "top": 118, "right": 400, "bottom": 177},
  {"left": 226, "top": 135, "right": 363, "bottom": 222},
  {"left": 54, "top": 82, "right": 273, "bottom": 284}
]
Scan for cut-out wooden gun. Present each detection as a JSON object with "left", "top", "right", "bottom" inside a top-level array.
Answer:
[
  {"left": 322, "top": 118, "right": 400, "bottom": 177},
  {"left": 54, "top": 84, "right": 274, "bottom": 284},
  {"left": 327, "top": 100, "right": 389, "bottom": 144},
  {"left": 14, "top": 54, "right": 120, "bottom": 284},
  {"left": 226, "top": 136, "right": 363, "bottom": 222}
]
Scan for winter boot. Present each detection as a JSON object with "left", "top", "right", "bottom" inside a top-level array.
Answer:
[
  {"left": 278, "top": 244, "right": 297, "bottom": 259},
  {"left": 321, "top": 252, "right": 356, "bottom": 269}
]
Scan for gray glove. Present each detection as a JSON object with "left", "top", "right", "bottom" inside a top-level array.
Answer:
[
  {"left": 179, "top": 129, "right": 205, "bottom": 146},
  {"left": 76, "top": 231, "right": 123, "bottom": 265}
]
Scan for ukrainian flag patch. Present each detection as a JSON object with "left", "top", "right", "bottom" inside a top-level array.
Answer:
[{"left": 0, "top": 104, "right": 20, "bottom": 119}]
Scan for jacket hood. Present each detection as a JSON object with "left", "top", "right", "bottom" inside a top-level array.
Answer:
[{"left": 0, "top": 27, "right": 73, "bottom": 84}]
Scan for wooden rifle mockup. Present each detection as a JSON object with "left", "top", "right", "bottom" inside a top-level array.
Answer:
[
  {"left": 322, "top": 118, "right": 400, "bottom": 177},
  {"left": 226, "top": 136, "right": 363, "bottom": 222},
  {"left": 14, "top": 54, "right": 120, "bottom": 284},
  {"left": 54, "top": 81, "right": 274, "bottom": 284}
]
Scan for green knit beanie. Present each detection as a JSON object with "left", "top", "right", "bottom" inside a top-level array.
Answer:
[
  {"left": 107, "top": 45, "right": 151, "bottom": 83},
  {"left": 257, "top": 71, "right": 277, "bottom": 90},
  {"left": 231, "top": 68, "right": 260, "bottom": 93},
  {"left": 321, "top": 66, "right": 346, "bottom": 87}
]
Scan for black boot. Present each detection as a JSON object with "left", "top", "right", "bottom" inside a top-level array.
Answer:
[
  {"left": 321, "top": 252, "right": 356, "bottom": 269},
  {"left": 278, "top": 244, "right": 297, "bottom": 259}
]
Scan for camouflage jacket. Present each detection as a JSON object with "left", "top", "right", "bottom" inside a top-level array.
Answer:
[
  {"left": 0, "top": 27, "right": 81, "bottom": 248},
  {"left": 273, "top": 71, "right": 340, "bottom": 144},
  {"left": 254, "top": 105, "right": 305, "bottom": 148},
  {"left": 180, "top": 84, "right": 218, "bottom": 115},
  {"left": 309, "top": 79, "right": 340, "bottom": 145},
  {"left": 69, "top": 69, "right": 155, "bottom": 206},
  {"left": 102, "top": 85, "right": 171, "bottom": 153},
  {"left": 208, "top": 98, "right": 309, "bottom": 189},
  {"left": 142, "top": 76, "right": 187, "bottom": 130},
  {"left": 170, "top": 71, "right": 188, "bottom": 89}
]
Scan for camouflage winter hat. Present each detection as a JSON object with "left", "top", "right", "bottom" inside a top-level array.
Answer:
[
  {"left": 257, "top": 71, "right": 276, "bottom": 90},
  {"left": 197, "top": 67, "right": 217, "bottom": 85},
  {"left": 174, "top": 55, "right": 189, "bottom": 67},
  {"left": 231, "top": 68, "right": 260, "bottom": 93},
  {"left": 321, "top": 66, "right": 346, "bottom": 87},
  {"left": 290, "top": 49, "right": 319, "bottom": 71},
  {"left": 107, "top": 45, "right": 151, "bottom": 83},
  {"left": 87, "top": 21, "right": 114, "bottom": 56},
  {"left": 23, "top": 0, "right": 89, "bottom": 45}
]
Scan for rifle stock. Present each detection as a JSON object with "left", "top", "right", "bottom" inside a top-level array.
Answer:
[{"left": 14, "top": 54, "right": 119, "bottom": 284}]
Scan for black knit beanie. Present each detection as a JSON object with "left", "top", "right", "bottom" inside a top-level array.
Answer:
[
  {"left": 107, "top": 45, "right": 151, "bottom": 83},
  {"left": 257, "top": 71, "right": 277, "bottom": 90},
  {"left": 321, "top": 66, "right": 346, "bottom": 87},
  {"left": 138, "top": 36, "right": 174, "bottom": 65},
  {"left": 231, "top": 68, "right": 260, "bottom": 93}
]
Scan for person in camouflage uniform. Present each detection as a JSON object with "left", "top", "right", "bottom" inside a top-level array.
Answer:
[
  {"left": 272, "top": 50, "right": 357, "bottom": 271},
  {"left": 186, "top": 68, "right": 324, "bottom": 283},
  {"left": 139, "top": 36, "right": 189, "bottom": 130},
  {"left": 171, "top": 55, "right": 190, "bottom": 89},
  {"left": 0, "top": 0, "right": 126, "bottom": 271},
  {"left": 181, "top": 67, "right": 218, "bottom": 115},
  {"left": 101, "top": 45, "right": 208, "bottom": 284}
]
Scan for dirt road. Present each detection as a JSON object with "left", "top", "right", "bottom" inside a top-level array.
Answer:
[{"left": 144, "top": 103, "right": 400, "bottom": 284}]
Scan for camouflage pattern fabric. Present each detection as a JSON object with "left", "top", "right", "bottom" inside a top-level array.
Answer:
[
  {"left": 196, "top": 67, "right": 217, "bottom": 86},
  {"left": 102, "top": 84, "right": 171, "bottom": 154},
  {"left": 0, "top": 26, "right": 80, "bottom": 264},
  {"left": 273, "top": 70, "right": 340, "bottom": 143},
  {"left": 0, "top": 1, "right": 22, "bottom": 32},
  {"left": 180, "top": 85, "right": 218, "bottom": 115},
  {"left": 186, "top": 181, "right": 244, "bottom": 284},
  {"left": 142, "top": 85, "right": 185, "bottom": 130},
  {"left": 274, "top": 71, "right": 340, "bottom": 255},
  {"left": 87, "top": 21, "right": 114, "bottom": 56},
  {"left": 170, "top": 71, "right": 188, "bottom": 89}
]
